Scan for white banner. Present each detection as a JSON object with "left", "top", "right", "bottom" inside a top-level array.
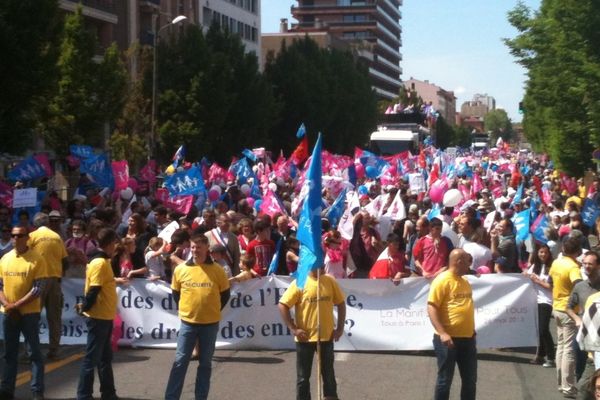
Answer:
[{"left": 33, "top": 275, "right": 538, "bottom": 350}]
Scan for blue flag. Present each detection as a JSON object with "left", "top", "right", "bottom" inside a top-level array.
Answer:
[
  {"left": 231, "top": 158, "right": 256, "bottom": 185},
  {"left": 296, "top": 123, "right": 306, "bottom": 139},
  {"left": 7, "top": 156, "right": 46, "bottom": 182},
  {"left": 172, "top": 145, "right": 185, "bottom": 168},
  {"left": 326, "top": 189, "right": 347, "bottom": 229},
  {"left": 428, "top": 204, "right": 441, "bottom": 221},
  {"left": 165, "top": 166, "right": 206, "bottom": 196},
  {"left": 511, "top": 183, "right": 524, "bottom": 206},
  {"left": 347, "top": 164, "right": 357, "bottom": 187},
  {"left": 242, "top": 148, "right": 258, "bottom": 163},
  {"left": 582, "top": 198, "right": 600, "bottom": 227},
  {"left": 80, "top": 153, "right": 114, "bottom": 189},
  {"left": 70, "top": 145, "right": 94, "bottom": 159},
  {"left": 532, "top": 214, "right": 550, "bottom": 244},
  {"left": 359, "top": 150, "right": 390, "bottom": 179},
  {"left": 267, "top": 238, "right": 283, "bottom": 276},
  {"left": 294, "top": 133, "right": 324, "bottom": 289},
  {"left": 512, "top": 209, "right": 531, "bottom": 242}
]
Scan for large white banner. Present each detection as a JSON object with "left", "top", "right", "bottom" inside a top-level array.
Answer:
[{"left": 35, "top": 275, "right": 537, "bottom": 351}]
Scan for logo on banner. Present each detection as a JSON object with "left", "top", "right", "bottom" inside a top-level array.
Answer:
[
  {"left": 164, "top": 165, "right": 206, "bottom": 196},
  {"left": 80, "top": 153, "right": 114, "bottom": 189},
  {"left": 8, "top": 157, "right": 46, "bottom": 182}
]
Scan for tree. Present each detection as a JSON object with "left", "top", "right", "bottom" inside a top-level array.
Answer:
[
  {"left": 0, "top": 0, "right": 61, "bottom": 154},
  {"left": 155, "top": 24, "right": 279, "bottom": 165},
  {"left": 484, "top": 109, "right": 513, "bottom": 143},
  {"left": 505, "top": 0, "right": 600, "bottom": 175},
  {"left": 264, "top": 37, "right": 378, "bottom": 155},
  {"left": 42, "top": 6, "right": 127, "bottom": 156}
]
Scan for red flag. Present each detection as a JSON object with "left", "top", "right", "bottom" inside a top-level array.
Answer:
[
  {"left": 0, "top": 181, "right": 13, "bottom": 208},
  {"left": 532, "top": 175, "right": 543, "bottom": 199},
  {"left": 418, "top": 146, "right": 426, "bottom": 169},
  {"left": 290, "top": 136, "right": 309, "bottom": 166},
  {"left": 156, "top": 188, "right": 193, "bottom": 214},
  {"left": 33, "top": 153, "right": 53, "bottom": 178}
]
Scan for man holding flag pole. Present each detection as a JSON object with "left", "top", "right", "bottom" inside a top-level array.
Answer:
[{"left": 278, "top": 133, "right": 346, "bottom": 400}]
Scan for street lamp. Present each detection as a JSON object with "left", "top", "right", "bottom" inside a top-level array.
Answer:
[{"left": 150, "top": 14, "right": 187, "bottom": 159}]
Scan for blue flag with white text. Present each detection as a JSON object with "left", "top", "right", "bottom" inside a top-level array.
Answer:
[
  {"left": 165, "top": 166, "right": 206, "bottom": 196},
  {"left": 326, "top": 189, "right": 347, "bottom": 229},
  {"left": 582, "top": 198, "right": 600, "bottom": 227},
  {"left": 7, "top": 156, "right": 46, "bottom": 182},
  {"left": 512, "top": 209, "right": 531, "bottom": 242},
  {"left": 295, "top": 133, "right": 324, "bottom": 289},
  {"left": 80, "top": 153, "right": 114, "bottom": 189},
  {"left": 70, "top": 145, "right": 94, "bottom": 159}
]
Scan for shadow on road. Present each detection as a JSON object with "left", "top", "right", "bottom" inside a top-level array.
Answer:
[{"left": 214, "top": 355, "right": 285, "bottom": 364}]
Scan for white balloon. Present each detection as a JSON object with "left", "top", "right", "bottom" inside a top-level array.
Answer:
[
  {"left": 210, "top": 185, "right": 222, "bottom": 195},
  {"left": 240, "top": 184, "right": 250, "bottom": 195},
  {"left": 268, "top": 182, "right": 278, "bottom": 192},
  {"left": 443, "top": 189, "right": 462, "bottom": 207},
  {"left": 120, "top": 187, "right": 133, "bottom": 201}
]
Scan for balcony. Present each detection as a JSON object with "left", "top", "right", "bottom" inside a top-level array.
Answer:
[
  {"left": 62, "top": 0, "right": 115, "bottom": 14},
  {"left": 59, "top": 0, "right": 117, "bottom": 24},
  {"left": 140, "top": 0, "right": 160, "bottom": 12}
]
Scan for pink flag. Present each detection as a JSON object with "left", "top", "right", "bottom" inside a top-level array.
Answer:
[
  {"left": 156, "top": 188, "right": 193, "bottom": 214},
  {"left": 33, "top": 154, "right": 53, "bottom": 177},
  {"left": 139, "top": 160, "right": 157, "bottom": 185},
  {"left": 208, "top": 163, "right": 228, "bottom": 185},
  {"left": 471, "top": 173, "right": 483, "bottom": 198},
  {"left": 458, "top": 184, "right": 471, "bottom": 203},
  {"left": 0, "top": 181, "right": 13, "bottom": 208},
  {"left": 490, "top": 181, "right": 503, "bottom": 199},
  {"left": 260, "top": 190, "right": 285, "bottom": 217},
  {"left": 111, "top": 160, "right": 129, "bottom": 191}
]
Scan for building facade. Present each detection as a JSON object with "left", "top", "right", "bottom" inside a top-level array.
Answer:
[
  {"left": 403, "top": 78, "right": 456, "bottom": 126},
  {"left": 289, "top": 0, "right": 403, "bottom": 100}
]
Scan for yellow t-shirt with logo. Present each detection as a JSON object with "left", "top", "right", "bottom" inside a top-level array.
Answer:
[
  {"left": 28, "top": 226, "right": 67, "bottom": 278},
  {"left": 0, "top": 248, "right": 46, "bottom": 315},
  {"left": 172, "top": 262, "right": 230, "bottom": 324},
  {"left": 549, "top": 256, "right": 582, "bottom": 312},
  {"left": 279, "top": 274, "right": 346, "bottom": 342},
  {"left": 85, "top": 256, "right": 117, "bottom": 320},
  {"left": 427, "top": 270, "right": 475, "bottom": 338}
]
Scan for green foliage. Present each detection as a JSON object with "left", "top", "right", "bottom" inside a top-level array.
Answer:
[
  {"left": 505, "top": 0, "right": 600, "bottom": 175},
  {"left": 264, "top": 36, "right": 378, "bottom": 155},
  {"left": 484, "top": 109, "right": 513, "bottom": 143},
  {"left": 0, "top": 0, "right": 61, "bottom": 154},
  {"left": 156, "top": 24, "right": 278, "bottom": 165},
  {"left": 42, "top": 6, "right": 127, "bottom": 156},
  {"left": 453, "top": 126, "right": 473, "bottom": 148}
]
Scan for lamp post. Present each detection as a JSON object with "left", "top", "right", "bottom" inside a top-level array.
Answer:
[{"left": 150, "top": 14, "right": 187, "bottom": 159}]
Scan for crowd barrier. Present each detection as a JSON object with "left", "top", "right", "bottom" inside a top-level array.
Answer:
[{"left": 24, "top": 275, "right": 539, "bottom": 351}]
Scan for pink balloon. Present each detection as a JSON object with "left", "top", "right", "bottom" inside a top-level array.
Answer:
[
  {"left": 476, "top": 266, "right": 491, "bottom": 274},
  {"left": 355, "top": 163, "right": 365, "bottom": 179},
  {"left": 429, "top": 180, "right": 447, "bottom": 203},
  {"left": 246, "top": 197, "right": 255, "bottom": 207},
  {"left": 208, "top": 189, "right": 220, "bottom": 202},
  {"left": 127, "top": 177, "right": 138, "bottom": 192}
]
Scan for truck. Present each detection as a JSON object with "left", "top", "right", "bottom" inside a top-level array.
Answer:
[
  {"left": 471, "top": 132, "right": 490, "bottom": 150},
  {"left": 369, "top": 123, "right": 430, "bottom": 155}
]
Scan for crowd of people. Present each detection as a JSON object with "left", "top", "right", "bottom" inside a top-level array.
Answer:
[{"left": 3, "top": 142, "right": 600, "bottom": 399}]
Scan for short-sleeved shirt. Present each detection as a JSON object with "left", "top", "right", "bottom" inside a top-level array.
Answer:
[
  {"left": 413, "top": 235, "right": 450, "bottom": 278},
  {"left": 171, "top": 261, "right": 230, "bottom": 324},
  {"left": 85, "top": 255, "right": 118, "bottom": 320},
  {"left": 28, "top": 226, "right": 67, "bottom": 278},
  {"left": 0, "top": 248, "right": 46, "bottom": 315},
  {"left": 549, "top": 256, "right": 582, "bottom": 312},
  {"left": 279, "top": 274, "right": 345, "bottom": 342},
  {"left": 427, "top": 270, "right": 475, "bottom": 338},
  {"left": 567, "top": 280, "right": 600, "bottom": 316}
]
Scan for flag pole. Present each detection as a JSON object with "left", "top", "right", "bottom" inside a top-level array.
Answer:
[{"left": 316, "top": 267, "right": 322, "bottom": 400}]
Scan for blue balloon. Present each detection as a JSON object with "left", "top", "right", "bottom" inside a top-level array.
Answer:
[
  {"left": 358, "top": 185, "right": 368, "bottom": 195},
  {"left": 254, "top": 199, "right": 263, "bottom": 211},
  {"left": 365, "top": 165, "right": 378, "bottom": 178}
]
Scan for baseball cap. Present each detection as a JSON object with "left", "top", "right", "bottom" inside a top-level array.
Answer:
[{"left": 49, "top": 210, "right": 62, "bottom": 220}]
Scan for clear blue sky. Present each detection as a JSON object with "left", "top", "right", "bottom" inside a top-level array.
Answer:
[{"left": 261, "top": 0, "right": 541, "bottom": 122}]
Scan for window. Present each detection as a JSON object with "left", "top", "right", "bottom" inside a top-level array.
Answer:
[
  {"left": 251, "top": 27, "right": 257, "bottom": 42},
  {"left": 202, "top": 7, "right": 212, "bottom": 26}
]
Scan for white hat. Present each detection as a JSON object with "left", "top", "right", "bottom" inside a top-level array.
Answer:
[
  {"left": 507, "top": 187, "right": 516, "bottom": 197},
  {"left": 49, "top": 210, "right": 62, "bottom": 219}
]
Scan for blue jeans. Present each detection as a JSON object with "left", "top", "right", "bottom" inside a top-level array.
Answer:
[
  {"left": 77, "top": 318, "right": 116, "bottom": 400},
  {"left": 165, "top": 321, "right": 219, "bottom": 400},
  {"left": 433, "top": 334, "right": 477, "bottom": 400},
  {"left": 1, "top": 312, "right": 44, "bottom": 395},
  {"left": 296, "top": 341, "right": 337, "bottom": 400}
]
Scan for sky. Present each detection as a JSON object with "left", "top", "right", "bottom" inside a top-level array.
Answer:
[{"left": 261, "top": 0, "right": 542, "bottom": 122}]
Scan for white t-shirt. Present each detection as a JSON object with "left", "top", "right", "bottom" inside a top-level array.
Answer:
[
  {"left": 463, "top": 242, "right": 492, "bottom": 271},
  {"left": 526, "top": 264, "right": 553, "bottom": 305},
  {"left": 145, "top": 252, "right": 165, "bottom": 278}
]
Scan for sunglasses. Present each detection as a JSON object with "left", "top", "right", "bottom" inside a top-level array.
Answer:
[{"left": 11, "top": 233, "right": 26, "bottom": 238}]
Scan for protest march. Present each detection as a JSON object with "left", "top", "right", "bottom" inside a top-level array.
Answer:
[{"left": 2, "top": 127, "right": 600, "bottom": 400}]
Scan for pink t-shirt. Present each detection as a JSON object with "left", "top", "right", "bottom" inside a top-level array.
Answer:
[{"left": 413, "top": 235, "right": 450, "bottom": 278}]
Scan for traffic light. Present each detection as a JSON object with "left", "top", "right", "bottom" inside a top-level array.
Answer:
[{"left": 518, "top": 101, "right": 524, "bottom": 114}]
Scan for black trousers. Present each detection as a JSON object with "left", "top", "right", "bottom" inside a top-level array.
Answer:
[
  {"left": 296, "top": 341, "right": 338, "bottom": 400},
  {"left": 536, "top": 303, "right": 555, "bottom": 360}
]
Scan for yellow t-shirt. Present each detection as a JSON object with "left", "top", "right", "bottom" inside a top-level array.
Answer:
[
  {"left": 427, "top": 270, "right": 475, "bottom": 338},
  {"left": 0, "top": 248, "right": 46, "bottom": 315},
  {"left": 549, "top": 256, "right": 582, "bottom": 312},
  {"left": 172, "top": 261, "right": 230, "bottom": 324},
  {"left": 28, "top": 226, "right": 67, "bottom": 278},
  {"left": 84, "top": 256, "right": 117, "bottom": 320},
  {"left": 279, "top": 274, "right": 346, "bottom": 342}
]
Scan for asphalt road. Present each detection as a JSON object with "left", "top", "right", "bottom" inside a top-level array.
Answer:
[{"left": 4, "top": 344, "right": 567, "bottom": 400}]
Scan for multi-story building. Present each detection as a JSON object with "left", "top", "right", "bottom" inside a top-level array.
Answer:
[
  {"left": 403, "top": 78, "right": 456, "bottom": 126},
  {"left": 289, "top": 0, "right": 403, "bottom": 100},
  {"left": 472, "top": 93, "right": 496, "bottom": 112}
]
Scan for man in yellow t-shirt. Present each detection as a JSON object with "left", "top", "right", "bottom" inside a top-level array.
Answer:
[
  {"left": 0, "top": 225, "right": 46, "bottom": 400},
  {"left": 165, "top": 234, "right": 230, "bottom": 400},
  {"left": 76, "top": 228, "right": 119, "bottom": 400},
  {"left": 278, "top": 268, "right": 346, "bottom": 400},
  {"left": 29, "top": 212, "right": 68, "bottom": 359},
  {"left": 549, "top": 236, "right": 583, "bottom": 397},
  {"left": 427, "top": 249, "right": 476, "bottom": 400}
]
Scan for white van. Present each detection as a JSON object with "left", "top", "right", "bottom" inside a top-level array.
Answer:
[{"left": 369, "top": 128, "right": 420, "bottom": 155}]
